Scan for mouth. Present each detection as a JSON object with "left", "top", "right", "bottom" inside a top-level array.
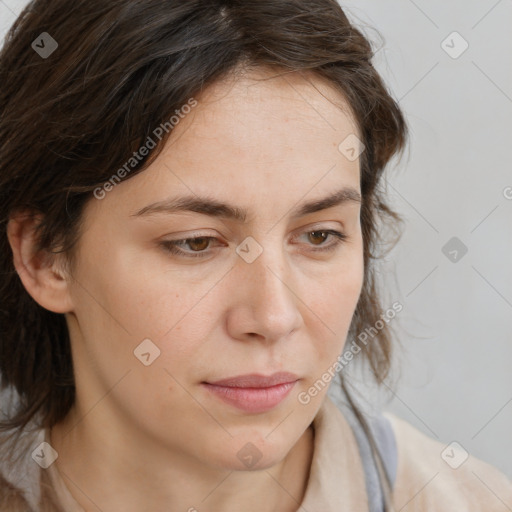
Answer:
[{"left": 201, "top": 372, "right": 299, "bottom": 413}]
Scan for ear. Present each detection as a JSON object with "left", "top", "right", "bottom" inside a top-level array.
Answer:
[{"left": 6, "top": 211, "right": 74, "bottom": 314}]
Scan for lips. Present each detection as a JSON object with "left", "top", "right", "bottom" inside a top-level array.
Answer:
[
  {"left": 202, "top": 372, "right": 299, "bottom": 413},
  {"left": 205, "top": 372, "right": 299, "bottom": 388}
]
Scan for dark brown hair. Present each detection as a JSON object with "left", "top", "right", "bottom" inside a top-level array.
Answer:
[{"left": 0, "top": 0, "right": 406, "bottom": 508}]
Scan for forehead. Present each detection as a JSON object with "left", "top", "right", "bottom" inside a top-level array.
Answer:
[
  {"left": 154, "top": 67, "right": 361, "bottom": 182},
  {"left": 84, "top": 67, "right": 362, "bottom": 227},
  {"left": 189, "top": 66, "right": 360, "bottom": 139}
]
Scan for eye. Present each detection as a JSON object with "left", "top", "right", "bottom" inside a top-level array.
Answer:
[
  {"left": 296, "top": 229, "right": 347, "bottom": 252},
  {"left": 160, "top": 236, "right": 220, "bottom": 259}
]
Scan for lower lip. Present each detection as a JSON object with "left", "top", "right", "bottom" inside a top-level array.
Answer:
[{"left": 202, "top": 381, "right": 297, "bottom": 413}]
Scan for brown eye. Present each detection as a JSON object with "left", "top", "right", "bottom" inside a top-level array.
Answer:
[
  {"left": 297, "top": 229, "right": 347, "bottom": 253},
  {"left": 187, "top": 237, "right": 211, "bottom": 252},
  {"left": 160, "top": 236, "right": 220, "bottom": 259},
  {"left": 308, "top": 231, "right": 329, "bottom": 246}
]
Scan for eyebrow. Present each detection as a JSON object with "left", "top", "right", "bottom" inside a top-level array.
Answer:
[{"left": 130, "top": 187, "right": 362, "bottom": 222}]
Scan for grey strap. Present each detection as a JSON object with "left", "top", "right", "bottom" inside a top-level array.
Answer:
[
  {"left": 370, "top": 414, "right": 398, "bottom": 509},
  {"left": 330, "top": 393, "right": 397, "bottom": 512}
]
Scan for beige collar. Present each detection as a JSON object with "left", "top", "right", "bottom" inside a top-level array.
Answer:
[{"left": 299, "top": 395, "right": 369, "bottom": 511}]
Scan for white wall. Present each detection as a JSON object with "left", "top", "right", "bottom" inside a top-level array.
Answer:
[
  {"left": 1, "top": 0, "right": 510, "bottom": 478},
  {"left": 337, "top": 0, "right": 512, "bottom": 479}
]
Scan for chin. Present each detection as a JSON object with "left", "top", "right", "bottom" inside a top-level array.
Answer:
[{"left": 206, "top": 438, "right": 289, "bottom": 472}]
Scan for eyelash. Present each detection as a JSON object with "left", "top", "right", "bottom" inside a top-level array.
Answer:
[{"left": 159, "top": 229, "right": 347, "bottom": 259}]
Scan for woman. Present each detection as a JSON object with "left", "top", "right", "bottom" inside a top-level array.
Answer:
[{"left": 0, "top": 1, "right": 510, "bottom": 511}]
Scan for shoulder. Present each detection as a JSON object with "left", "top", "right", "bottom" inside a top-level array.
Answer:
[
  {"left": 0, "top": 426, "right": 44, "bottom": 512},
  {"left": 384, "top": 412, "right": 512, "bottom": 511},
  {"left": 0, "top": 470, "right": 33, "bottom": 511}
]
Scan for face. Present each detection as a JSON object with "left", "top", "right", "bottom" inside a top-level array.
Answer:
[{"left": 63, "top": 67, "right": 364, "bottom": 471}]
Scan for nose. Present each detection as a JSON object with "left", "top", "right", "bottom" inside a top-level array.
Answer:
[{"left": 225, "top": 244, "right": 304, "bottom": 343}]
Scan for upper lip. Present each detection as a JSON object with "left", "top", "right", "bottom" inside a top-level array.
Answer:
[{"left": 205, "top": 372, "right": 299, "bottom": 388}]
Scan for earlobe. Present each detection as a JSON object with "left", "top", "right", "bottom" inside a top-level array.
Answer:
[{"left": 6, "top": 211, "right": 74, "bottom": 314}]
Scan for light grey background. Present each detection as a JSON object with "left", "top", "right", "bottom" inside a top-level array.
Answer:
[
  {"left": 337, "top": 0, "right": 512, "bottom": 480},
  {"left": 1, "top": 0, "right": 511, "bottom": 479}
]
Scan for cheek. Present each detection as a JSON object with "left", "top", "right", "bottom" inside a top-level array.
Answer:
[
  {"left": 76, "top": 242, "right": 197, "bottom": 337},
  {"left": 307, "top": 248, "right": 364, "bottom": 356},
  {"left": 312, "top": 249, "right": 364, "bottom": 320}
]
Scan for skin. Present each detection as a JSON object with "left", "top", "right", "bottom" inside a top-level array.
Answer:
[{"left": 8, "top": 67, "right": 364, "bottom": 512}]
